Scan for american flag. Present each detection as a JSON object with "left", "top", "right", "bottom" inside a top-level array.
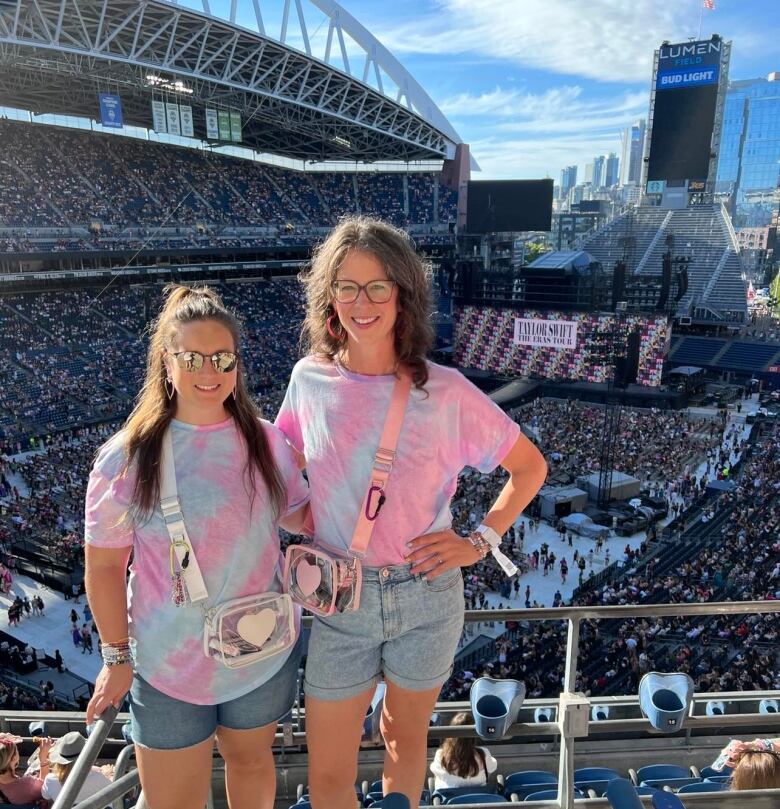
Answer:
[{"left": 703, "top": 0, "right": 714, "bottom": 9}]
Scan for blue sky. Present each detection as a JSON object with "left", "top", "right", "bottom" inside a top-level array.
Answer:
[{"left": 340, "top": 0, "right": 780, "bottom": 181}]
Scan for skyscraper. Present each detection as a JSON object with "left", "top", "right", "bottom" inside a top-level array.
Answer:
[
  {"left": 619, "top": 119, "right": 646, "bottom": 186},
  {"left": 605, "top": 153, "right": 620, "bottom": 187},
  {"left": 716, "top": 72, "right": 780, "bottom": 225},
  {"left": 560, "top": 165, "right": 577, "bottom": 198},
  {"left": 592, "top": 155, "right": 605, "bottom": 189}
]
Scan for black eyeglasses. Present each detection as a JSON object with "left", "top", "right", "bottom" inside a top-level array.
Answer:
[
  {"left": 331, "top": 279, "right": 396, "bottom": 304},
  {"left": 169, "top": 351, "right": 239, "bottom": 373}
]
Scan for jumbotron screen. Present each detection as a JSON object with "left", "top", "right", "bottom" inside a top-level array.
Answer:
[
  {"left": 646, "top": 38, "right": 722, "bottom": 184},
  {"left": 454, "top": 307, "right": 670, "bottom": 387}
]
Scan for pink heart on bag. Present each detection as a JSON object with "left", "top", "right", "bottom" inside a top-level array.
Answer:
[
  {"left": 297, "top": 559, "right": 322, "bottom": 597},
  {"left": 236, "top": 609, "right": 276, "bottom": 648}
]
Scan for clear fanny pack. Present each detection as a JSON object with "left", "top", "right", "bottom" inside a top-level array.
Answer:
[
  {"left": 284, "top": 372, "right": 411, "bottom": 617},
  {"left": 161, "top": 430, "right": 296, "bottom": 668}
]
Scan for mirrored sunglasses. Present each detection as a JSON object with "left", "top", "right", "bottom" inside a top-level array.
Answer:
[{"left": 169, "top": 350, "right": 238, "bottom": 373}]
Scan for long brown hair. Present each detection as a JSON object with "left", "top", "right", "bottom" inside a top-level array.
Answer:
[
  {"left": 439, "top": 712, "right": 485, "bottom": 779},
  {"left": 119, "top": 284, "right": 286, "bottom": 518},
  {"left": 730, "top": 751, "right": 780, "bottom": 790},
  {"left": 301, "top": 216, "right": 434, "bottom": 389}
]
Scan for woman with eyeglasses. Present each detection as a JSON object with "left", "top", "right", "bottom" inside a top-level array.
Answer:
[
  {"left": 83, "top": 285, "right": 309, "bottom": 809},
  {"left": 276, "top": 217, "right": 547, "bottom": 808}
]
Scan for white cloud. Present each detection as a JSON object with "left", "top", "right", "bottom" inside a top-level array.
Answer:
[{"left": 372, "top": 0, "right": 692, "bottom": 83}]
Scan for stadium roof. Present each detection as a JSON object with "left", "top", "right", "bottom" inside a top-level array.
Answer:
[{"left": 0, "top": 0, "right": 465, "bottom": 162}]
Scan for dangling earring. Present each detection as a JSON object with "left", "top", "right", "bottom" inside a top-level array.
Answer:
[
  {"left": 326, "top": 314, "right": 345, "bottom": 342},
  {"left": 231, "top": 383, "right": 237, "bottom": 399},
  {"left": 165, "top": 378, "right": 175, "bottom": 400}
]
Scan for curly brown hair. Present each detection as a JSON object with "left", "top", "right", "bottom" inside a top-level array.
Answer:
[{"left": 300, "top": 216, "right": 434, "bottom": 389}]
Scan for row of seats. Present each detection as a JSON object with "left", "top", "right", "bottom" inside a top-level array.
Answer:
[{"left": 290, "top": 763, "right": 734, "bottom": 807}]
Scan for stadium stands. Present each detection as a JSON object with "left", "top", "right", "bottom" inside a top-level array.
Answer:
[
  {"left": 0, "top": 120, "right": 458, "bottom": 249},
  {"left": 581, "top": 205, "right": 747, "bottom": 324}
]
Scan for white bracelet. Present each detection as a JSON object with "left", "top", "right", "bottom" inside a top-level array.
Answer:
[{"left": 475, "top": 524, "right": 502, "bottom": 548}]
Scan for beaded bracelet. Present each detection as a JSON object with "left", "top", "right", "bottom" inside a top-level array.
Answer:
[
  {"left": 467, "top": 531, "right": 491, "bottom": 560},
  {"left": 101, "top": 640, "right": 134, "bottom": 667}
]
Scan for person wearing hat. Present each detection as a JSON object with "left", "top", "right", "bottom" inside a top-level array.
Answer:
[
  {"left": 40, "top": 732, "right": 111, "bottom": 804},
  {"left": 0, "top": 731, "right": 50, "bottom": 806}
]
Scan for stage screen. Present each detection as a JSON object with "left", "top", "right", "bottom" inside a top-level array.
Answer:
[
  {"left": 454, "top": 306, "right": 670, "bottom": 387},
  {"left": 466, "top": 179, "right": 553, "bottom": 233},
  {"left": 647, "top": 38, "right": 722, "bottom": 184}
]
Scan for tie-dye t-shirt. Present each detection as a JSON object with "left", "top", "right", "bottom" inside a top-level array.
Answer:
[
  {"left": 84, "top": 417, "right": 309, "bottom": 705},
  {"left": 275, "top": 357, "right": 521, "bottom": 567}
]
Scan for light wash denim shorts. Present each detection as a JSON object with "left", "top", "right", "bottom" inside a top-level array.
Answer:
[
  {"left": 129, "top": 634, "right": 303, "bottom": 750},
  {"left": 304, "top": 564, "right": 464, "bottom": 701}
]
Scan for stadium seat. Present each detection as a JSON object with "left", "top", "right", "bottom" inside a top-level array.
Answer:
[
  {"left": 650, "top": 792, "right": 685, "bottom": 809},
  {"left": 501, "top": 771, "right": 557, "bottom": 799},
  {"left": 605, "top": 778, "right": 644, "bottom": 808},
  {"left": 446, "top": 795, "right": 508, "bottom": 805},
  {"left": 640, "top": 778, "right": 701, "bottom": 791},
  {"left": 573, "top": 767, "right": 622, "bottom": 796},
  {"left": 533, "top": 707, "right": 554, "bottom": 723},
  {"left": 524, "top": 788, "right": 584, "bottom": 801},
  {"left": 432, "top": 786, "right": 495, "bottom": 804},
  {"left": 697, "top": 765, "right": 732, "bottom": 778},
  {"left": 363, "top": 682, "right": 386, "bottom": 744},
  {"left": 759, "top": 698, "right": 778, "bottom": 714},
  {"left": 629, "top": 764, "right": 689, "bottom": 786},
  {"left": 370, "top": 794, "right": 413, "bottom": 809},
  {"left": 677, "top": 780, "right": 728, "bottom": 793}
]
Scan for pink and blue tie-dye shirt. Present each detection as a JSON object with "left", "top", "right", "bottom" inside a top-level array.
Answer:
[
  {"left": 275, "top": 357, "right": 520, "bottom": 567},
  {"left": 84, "top": 417, "right": 309, "bottom": 705}
]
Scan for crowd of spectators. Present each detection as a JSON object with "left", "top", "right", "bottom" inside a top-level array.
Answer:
[{"left": 0, "top": 120, "right": 458, "bottom": 249}]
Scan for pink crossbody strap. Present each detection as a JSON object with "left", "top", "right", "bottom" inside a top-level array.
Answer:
[{"left": 348, "top": 370, "right": 412, "bottom": 557}]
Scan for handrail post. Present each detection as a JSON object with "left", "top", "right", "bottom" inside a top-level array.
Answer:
[
  {"left": 51, "top": 704, "right": 118, "bottom": 809},
  {"left": 557, "top": 616, "right": 580, "bottom": 809}
]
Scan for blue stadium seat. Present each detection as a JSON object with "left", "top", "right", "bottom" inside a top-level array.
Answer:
[
  {"left": 630, "top": 764, "right": 689, "bottom": 786},
  {"left": 640, "top": 778, "right": 701, "bottom": 791},
  {"left": 605, "top": 778, "right": 644, "bottom": 809},
  {"left": 502, "top": 771, "right": 557, "bottom": 798},
  {"left": 446, "top": 795, "right": 507, "bottom": 805},
  {"left": 677, "top": 780, "right": 728, "bottom": 793},
  {"left": 432, "top": 786, "right": 495, "bottom": 804},
  {"left": 698, "top": 765, "right": 732, "bottom": 778},
  {"left": 650, "top": 792, "right": 686, "bottom": 809},
  {"left": 573, "top": 767, "right": 622, "bottom": 796},
  {"left": 703, "top": 775, "right": 731, "bottom": 784},
  {"left": 524, "top": 788, "right": 583, "bottom": 801}
]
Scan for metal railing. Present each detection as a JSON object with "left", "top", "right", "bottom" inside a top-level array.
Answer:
[{"left": 50, "top": 599, "right": 779, "bottom": 809}]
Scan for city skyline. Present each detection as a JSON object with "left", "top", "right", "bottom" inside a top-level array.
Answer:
[{"left": 342, "top": 0, "right": 779, "bottom": 181}]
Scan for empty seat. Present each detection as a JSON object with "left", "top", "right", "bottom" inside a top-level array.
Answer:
[
  {"left": 524, "top": 788, "right": 584, "bottom": 801},
  {"left": 446, "top": 795, "right": 508, "bottom": 805},
  {"left": 678, "top": 781, "right": 728, "bottom": 793},
  {"left": 630, "top": 764, "right": 689, "bottom": 786},
  {"left": 502, "top": 771, "right": 557, "bottom": 798},
  {"left": 573, "top": 767, "right": 622, "bottom": 797}
]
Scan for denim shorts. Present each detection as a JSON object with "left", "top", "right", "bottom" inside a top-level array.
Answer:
[
  {"left": 129, "top": 634, "right": 303, "bottom": 750},
  {"left": 304, "top": 564, "right": 464, "bottom": 701}
]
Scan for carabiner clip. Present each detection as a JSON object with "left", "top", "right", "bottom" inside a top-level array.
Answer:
[{"left": 169, "top": 539, "right": 191, "bottom": 577}]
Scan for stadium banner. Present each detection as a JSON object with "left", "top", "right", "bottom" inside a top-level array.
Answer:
[
  {"left": 513, "top": 317, "right": 578, "bottom": 349},
  {"left": 166, "top": 102, "right": 181, "bottom": 136},
  {"left": 98, "top": 93, "right": 123, "bottom": 128},
  {"left": 179, "top": 104, "right": 194, "bottom": 138},
  {"left": 229, "top": 111, "right": 242, "bottom": 142},
  {"left": 656, "top": 39, "right": 722, "bottom": 91},
  {"left": 205, "top": 108, "right": 219, "bottom": 139},
  {"left": 218, "top": 110, "right": 231, "bottom": 140},
  {"left": 151, "top": 100, "right": 167, "bottom": 133}
]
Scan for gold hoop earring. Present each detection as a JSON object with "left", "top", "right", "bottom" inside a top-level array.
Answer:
[{"left": 165, "top": 379, "right": 175, "bottom": 400}]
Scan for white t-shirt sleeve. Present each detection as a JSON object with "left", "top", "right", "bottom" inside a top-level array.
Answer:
[
  {"left": 41, "top": 773, "right": 61, "bottom": 800},
  {"left": 481, "top": 747, "right": 498, "bottom": 775},
  {"left": 429, "top": 748, "right": 446, "bottom": 777}
]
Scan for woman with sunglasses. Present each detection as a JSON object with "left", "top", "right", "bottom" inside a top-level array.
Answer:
[
  {"left": 276, "top": 217, "right": 547, "bottom": 808},
  {"left": 83, "top": 285, "right": 309, "bottom": 809}
]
